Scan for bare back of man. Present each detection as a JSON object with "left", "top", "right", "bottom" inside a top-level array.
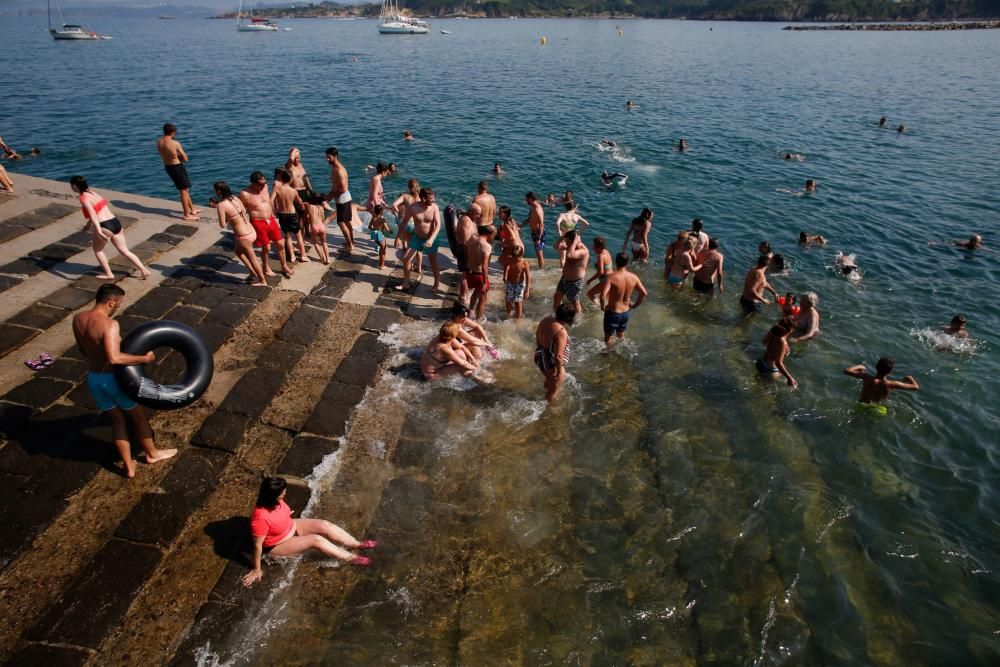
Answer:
[
  {"left": 601, "top": 255, "right": 647, "bottom": 345},
  {"left": 473, "top": 183, "right": 496, "bottom": 227},
  {"left": 466, "top": 228, "right": 494, "bottom": 319},
  {"left": 157, "top": 125, "right": 199, "bottom": 220}
]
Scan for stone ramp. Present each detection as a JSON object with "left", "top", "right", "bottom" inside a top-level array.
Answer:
[{"left": 0, "top": 177, "right": 453, "bottom": 665}]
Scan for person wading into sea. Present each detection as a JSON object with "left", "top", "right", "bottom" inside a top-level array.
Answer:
[
  {"left": 72, "top": 284, "right": 177, "bottom": 478},
  {"left": 844, "top": 357, "right": 919, "bottom": 414},
  {"left": 522, "top": 191, "right": 546, "bottom": 269},
  {"left": 622, "top": 208, "right": 653, "bottom": 263},
  {"left": 693, "top": 238, "right": 725, "bottom": 295},
  {"left": 740, "top": 255, "right": 777, "bottom": 315},
  {"left": 324, "top": 147, "right": 355, "bottom": 253},
  {"left": 554, "top": 230, "right": 589, "bottom": 313},
  {"left": 601, "top": 252, "right": 647, "bottom": 348},
  {"left": 535, "top": 303, "right": 577, "bottom": 402},
  {"left": 156, "top": 123, "right": 200, "bottom": 221},
  {"left": 466, "top": 223, "right": 495, "bottom": 321}
]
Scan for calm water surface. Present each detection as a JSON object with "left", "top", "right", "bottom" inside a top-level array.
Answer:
[{"left": 4, "top": 17, "right": 999, "bottom": 665}]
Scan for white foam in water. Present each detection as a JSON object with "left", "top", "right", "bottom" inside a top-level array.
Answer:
[
  {"left": 830, "top": 251, "right": 862, "bottom": 283},
  {"left": 911, "top": 327, "right": 981, "bottom": 354},
  {"left": 593, "top": 139, "right": 635, "bottom": 163}
]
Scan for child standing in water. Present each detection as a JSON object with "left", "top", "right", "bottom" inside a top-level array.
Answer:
[
  {"left": 368, "top": 204, "right": 392, "bottom": 270},
  {"left": 504, "top": 245, "right": 531, "bottom": 320}
]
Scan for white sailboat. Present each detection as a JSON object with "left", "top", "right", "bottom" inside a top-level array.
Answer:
[
  {"left": 378, "top": 0, "right": 429, "bottom": 35},
  {"left": 48, "top": 0, "right": 107, "bottom": 40},
  {"left": 237, "top": 0, "right": 279, "bottom": 32}
]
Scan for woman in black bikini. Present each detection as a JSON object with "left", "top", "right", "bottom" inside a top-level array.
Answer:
[
  {"left": 534, "top": 303, "right": 577, "bottom": 402},
  {"left": 70, "top": 176, "right": 150, "bottom": 280}
]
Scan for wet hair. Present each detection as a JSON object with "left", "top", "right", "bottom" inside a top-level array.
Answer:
[
  {"left": 801, "top": 291, "right": 818, "bottom": 307},
  {"left": 498, "top": 205, "right": 511, "bottom": 219},
  {"left": 875, "top": 357, "right": 894, "bottom": 376},
  {"left": 95, "top": 283, "right": 125, "bottom": 304},
  {"left": 513, "top": 246, "right": 524, "bottom": 258},
  {"left": 758, "top": 241, "right": 772, "bottom": 254},
  {"left": 525, "top": 191, "right": 537, "bottom": 202},
  {"left": 756, "top": 255, "right": 769, "bottom": 268},
  {"left": 440, "top": 321, "right": 461, "bottom": 340},
  {"left": 799, "top": 231, "right": 808, "bottom": 243},
  {"left": 250, "top": 171, "right": 266, "bottom": 184},
  {"left": 325, "top": 146, "right": 339, "bottom": 158},
  {"left": 565, "top": 201, "right": 576, "bottom": 211},
  {"left": 554, "top": 303, "right": 577, "bottom": 325},
  {"left": 564, "top": 191, "right": 574, "bottom": 201},
  {"left": 69, "top": 175, "right": 89, "bottom": 193},
  {"left": 255, "top": 476, "right": 286, "bottom": 509},
  {"left": 691, "top": 218, "right": 703, "bottom": 232},
  {"left": 841, "top": 265, "right": 856, "bottom": 275},
  {"left": 639, "top": 207, "right": 653, "bottom": 220},
  {"left": 615, "top": 252, "right": 629, "bottom": 268},
  {"left": 563, "top": 230, "right": 578, "bottom": 243},
  {"left": 771, "top": 254, "right": 786, "bottom": 271},
  {"left": 708, "top": 238, "right": 719, "bottom": 250},
  {"left": 951, "top": 314, "right": 966, "bottom": 325},
  {"left": 163, "top": 123, "right": 177, "bottom": 135},
  {"left": 683, "top": 235, "right": 698, "bottom": 250},
  {"left": 213, "top": 181, "right": 233, "bottom": 198},
  {"left": 478, "top": 180, "right": 488, "bottom": 193},
  {"left": 419, "top": 187, "right": 434, "bottom": 200},
  {"left": 451, "top": 302, "right": 470, "bottom": 317},
  {"left": 805, "top": 179, "right": 816, "bottom": 188},
  {"left": 593, "top": 236, "right": 606, "bottom": 250},
  {"left": 277, "top": 168, "right": 292, "bottom": 183},
  {"left": 372, "top": 203, "right": 385, "bottom": 216},
  {"left": 376, "top": 162, "right": 389, "bottom": 174}
]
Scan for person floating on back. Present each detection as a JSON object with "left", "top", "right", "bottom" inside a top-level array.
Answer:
[{"left": 844, "top": 356, "right": 919, "bottom": 415}]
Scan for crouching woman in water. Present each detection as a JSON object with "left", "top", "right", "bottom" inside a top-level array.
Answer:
[
  {"left": 242, "top": 477, "right": 376, "bottom": 587},
  {"left": 420, "top": 321, "right": 479, "bottom": 380}
]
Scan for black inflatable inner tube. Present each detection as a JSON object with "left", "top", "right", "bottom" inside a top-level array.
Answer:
[
  {"left": 443, "top": 203, "right": 460, "bottom": 258},
  {"left": 113, "top": 320, "right": 214, "bottom": 411}
]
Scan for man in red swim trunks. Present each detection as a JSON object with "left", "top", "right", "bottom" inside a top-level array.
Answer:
[
  {"left": 466, "top": 224, "right": 495, "bottom": 320},
  {"left": 240, "top": 171, "right": 292, "bottom": 279}
]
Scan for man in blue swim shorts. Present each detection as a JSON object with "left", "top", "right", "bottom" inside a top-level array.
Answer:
[
  {"left": 398, "top": 187, "right": 442, "bottom": 292},
  {"left": 72, "top": 284, "right": 176, "bottom": 478},
  {"left": 601, "top": 252, "right": 648, "bottom": 348}
]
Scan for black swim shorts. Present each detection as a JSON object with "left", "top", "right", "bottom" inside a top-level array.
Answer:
[
  {"left": 164, "top": 163, "right": 191, "bottom": 191},
  {"left": 277, "top": 212, "right": 300, "bottom": 234},
  {"left": 692, "top": 277, "right": 714, "bottom": 294},
  {"left": 336, "top": 199, "right": 352, "bottom": 224}
]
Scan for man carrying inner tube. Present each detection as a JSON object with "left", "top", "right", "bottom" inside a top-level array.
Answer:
[{"left": 72, "top": 284, "right": 177, "bottom": 478}]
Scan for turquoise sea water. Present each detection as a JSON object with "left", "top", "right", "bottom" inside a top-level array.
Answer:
[{"left": 4, "top": 17, "right": 1000, "bottom": 664}]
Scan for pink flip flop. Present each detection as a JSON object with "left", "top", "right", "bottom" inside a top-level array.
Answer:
[
  {"left": 39, "top": 353, "right": 55, "bottom": 367},
  {"left": 24, "top": 359, "right": 42, "bottom": 371}
]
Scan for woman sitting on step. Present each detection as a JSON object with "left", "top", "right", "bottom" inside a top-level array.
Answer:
[
  {"left": 70, "top": 175, "right": 151, "bottom": 280},
  {"left": 242, "top": 476, "right": 376, "bottom": 587}
]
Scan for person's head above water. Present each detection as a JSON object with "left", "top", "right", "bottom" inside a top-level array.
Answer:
[
  {"left": 691, "top": 218, "right": 703, "bottom": 233},
  {"left": 615, "top": 252, "right": 629, "bottom": 269},
  {"left": 950, "top": 314, "right": 967, "bottom": 328},
  {"left": 969, "top": 234, "right": 983, "bottom": 247},
  {"left": 758, "top": 241, "right": 772, "bottom": 255},
  {"left": 875, "top": 356, "right": 894, "bottom": 377},
  {"left": 879, "top": 116, "right": 887, "bottom": 126},
  {"left": 555, "top": 302, "right": 577, "bottom": 325},
  {"left": 799, "top": 231, "right": 808, "bottom": 243},
  {"left": 805, "top": 179, "right": 816, "bottom": 191},
  {"left": 800, "top": 292, "right": 818, "bottom": 308},
  {"left": 403, "top": 130, "right": 413, "bottom": 140},
  {"left": 897, "top": 125, "right": 905, "bottom": 133}
]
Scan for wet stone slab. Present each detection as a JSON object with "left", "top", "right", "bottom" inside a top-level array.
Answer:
[
  {"left": 255, "top": 340, "right": 308, "bottom": 370},
  {"left": 191, "top": 411, "right": 252, "bottom": 453},
  {"left": 28, "top": 538, "right": 163, "bottom": 649},
  {"left": 0, "top": 324, "right": 37, "bottom": 358},
  {"left": 277, "top": 434, "right": 341, "bottom": 478},
  {"left": 40, "top": 285, "right": 98, "bottom": 311},
  {"left": 1, "top": 377, "right": 75, "bottom": 409},
  {"left": 218, "top": 367, "right": 285, "bottom": 418},
  {"left": 0, "top": 479, "right": 68, "bottom": 569},
  {"left": 7, "top": 303, "right": 70, "bottom": 331},
  {"left": 301, "top": 400, "right": 354, "bottom": 439},
  {"left": 4, "top": 642, "right": 92, "bottom": 667},
  {"left": 276, "top": 305, "right": 332, "bottom": 347}
]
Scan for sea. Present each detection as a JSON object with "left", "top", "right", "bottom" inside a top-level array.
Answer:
[{"left": 3, "top": 16, "right": 999, "bottom": 665}]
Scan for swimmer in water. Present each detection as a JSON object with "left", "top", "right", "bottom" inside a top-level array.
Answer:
[
  {"left": 600, "top": 139, "right": 617, "bottom": 148},
  {"left": 942, "top": 314, "right": 969, "bottom": 339},
  {"left": 844, "top": 357, "right": 919, "bottom": 407},
  {"left": 493, "top": 162, "right": 505, "bottom": 175},
  {"left": 403, "top": 130, "right": 414, "bottom": 141},
  {"left": 799, "top": 231, "right": 827, "bottom": 246},
  {"left": 897, "top": 124, "right": 906, "bottom": 133},
  {"left": 783, "top": 152, "right": 805, "bottom": 161},
  {"left": 756, "top": 319, "right": 798, "bottom": 388},
  {"left": 804, "top": 179, "right": 817, "bottom": 193},
  {"left": 836, "top": 252, "right": 859, "bottom": 277},
  {"left": 677, "top": 138, "right": 688, "bottom": 152},
  {"left": 956, "top": 234, "right": 983, "bottom": 249},
  {"left": 879, "top": 116, "right": 888, "bottom": 127},
  {"left": 601, "top": 171, "right": 627, "bottom": 186},
  {"left": 626, "top": 100, "right": 635, "bottom": 110}
]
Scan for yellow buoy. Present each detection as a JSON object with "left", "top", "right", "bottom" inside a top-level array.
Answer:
[{"left": 540, "top": 36, "right": 546, "bottom": 45}]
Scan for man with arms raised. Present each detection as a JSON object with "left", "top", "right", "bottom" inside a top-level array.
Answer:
[
  {"left": 739, "top": 255, "right": 776, "bottom": 315},
  {"left": 601, "top": 252, "right": 647, "bottom": 348},
  {"left": 324, "top": 147, "right": 355, "bottom": 253},
  {"left": 844, "top": 357, "right": 919, "bottom": 414},
  {"left": 156, "top": 123, "right": 200, "bottom": 221},
  {"left": 72, "top": 285, "right": 176, "bottom": 478},
  {"left": 241, "top": 171, "right": 292, "bottom": 278},
  {"left": 693, "top": 237, "right": 725, "bottom": 295},
  {"left": 554, "top": 230, "right": 589, "bottom": 313},
  {"left": 399, "top": 188, "right": 441, "bottom": 292},
  {"left": 522, "top": 191, "right": 546, "bottom": 269},
  {"left": 466, "top": 223, "right": 495, "bottom": 320}
]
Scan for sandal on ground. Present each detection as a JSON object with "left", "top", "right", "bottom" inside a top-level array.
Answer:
[
  {"left": 39, "top": 353, "right": 55, "bottom": 367},
  {"left": 24, "top": 359, "right": 42, "bottom": 371}
]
